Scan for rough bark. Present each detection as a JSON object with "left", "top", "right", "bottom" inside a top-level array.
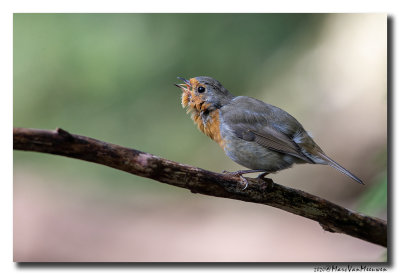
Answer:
[{"left": 13, "top": 127, "right": 387, "bottom": 247}]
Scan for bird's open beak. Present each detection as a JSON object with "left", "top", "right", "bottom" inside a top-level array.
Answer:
[{"left": 174, "top": 77, "right": 191, "bottom": 90}]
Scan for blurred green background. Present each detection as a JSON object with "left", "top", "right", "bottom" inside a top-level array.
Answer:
[{"left": 14, "top": 14, "right": 387, "bottom": 262}]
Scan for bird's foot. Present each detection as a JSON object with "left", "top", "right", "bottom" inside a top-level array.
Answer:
[
  {"left": 222, "top": 171, "right": 248, "bottom": 190},
  {"left": 257, "top": 171, "right": 270, "bottom": 182},
  {"left": 222, "top": 169, "right": 267, "bottom": 190},
  {"left": 257, "top": 172, "right": 274, "bottom": 190}
]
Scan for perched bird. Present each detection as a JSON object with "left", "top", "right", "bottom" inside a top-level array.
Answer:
[{"left": 175, "top": 76, "right": 363, "bottom": 188}]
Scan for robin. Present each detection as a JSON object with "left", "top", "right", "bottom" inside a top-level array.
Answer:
[{"left": 175, "top": 76, "right": 363, "bottom": 188}]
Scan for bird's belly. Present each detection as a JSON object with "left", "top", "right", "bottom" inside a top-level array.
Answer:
[{"left": 222, "top": 134, "right": 297, "bottom": 172}]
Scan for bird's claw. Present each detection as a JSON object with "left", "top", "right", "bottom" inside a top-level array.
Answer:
[
  {"left": 222, "top": 170, "right": 249, "bottom": 190},
  {"left": 239, "top": 175, "right": 249, "bottom": 190}
]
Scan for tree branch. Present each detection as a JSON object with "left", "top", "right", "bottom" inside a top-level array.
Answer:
[{"left": 13, "top": 127, "right": 387, "bottom": 247}]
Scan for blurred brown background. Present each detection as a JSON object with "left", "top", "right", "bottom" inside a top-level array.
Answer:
[{"left": 13, "top": 14, "right": 387, "bottom": 262}]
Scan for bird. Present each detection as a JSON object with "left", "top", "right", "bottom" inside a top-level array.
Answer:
[{"left": 175, "top": 76, "right": 363, "bottom": 188}]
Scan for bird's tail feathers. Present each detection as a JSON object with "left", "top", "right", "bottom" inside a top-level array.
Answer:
[{"left": 317, "top": 153, "right": 364, "bottom": 185}]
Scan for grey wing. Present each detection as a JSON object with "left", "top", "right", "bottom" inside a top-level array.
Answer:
[{"left": 221, "top": 97, "right": 314, "bottom": 163}]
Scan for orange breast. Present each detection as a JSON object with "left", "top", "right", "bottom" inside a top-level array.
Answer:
[{"left": 192, "top": 110, "right": 225, "bottom": 149}]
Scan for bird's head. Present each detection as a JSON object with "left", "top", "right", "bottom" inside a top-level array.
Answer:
[{"left": 175, "top": 76, "right": 234, "bottom": 114}]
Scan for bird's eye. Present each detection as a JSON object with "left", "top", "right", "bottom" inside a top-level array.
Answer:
[{"left": 197, "top": 86, "right": 205, "bottom": 93}]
